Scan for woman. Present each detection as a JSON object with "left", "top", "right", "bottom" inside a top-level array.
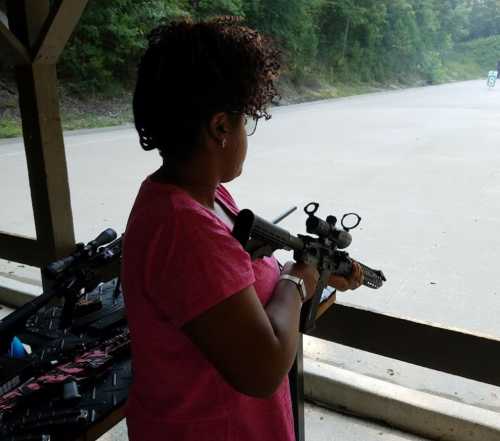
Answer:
[{"left": 122, "top": 17, "right": 363, "bottom": 441}]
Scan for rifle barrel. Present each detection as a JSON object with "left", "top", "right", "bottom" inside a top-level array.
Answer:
[{"left": 272, "top": 206, "right": 298, "bottom": 225}]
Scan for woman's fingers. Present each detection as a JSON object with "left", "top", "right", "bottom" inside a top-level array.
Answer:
[
  {"left": 283, "top": 260, "right": 365, "bottom": 293},
  {"left": 347, "top": 262, "right": 364, "bottom": 289},
  {"left": 329, "top": 262, "right": 364, "bottom": 292}
]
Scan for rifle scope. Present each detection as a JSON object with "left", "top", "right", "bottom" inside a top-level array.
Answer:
[{"left": 306, "top": 215, "right": 352, "bottom": 249}]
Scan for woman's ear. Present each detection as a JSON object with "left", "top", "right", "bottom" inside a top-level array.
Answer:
[{"left": 207, "top": 112, "right": 229, "bottom": 145}]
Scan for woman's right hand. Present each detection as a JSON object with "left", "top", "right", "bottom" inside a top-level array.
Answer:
[
  {"left": 184, "top": 260, "right": 319, "bottom": 398},
  {"left": 281, "top": 261, "right": 319, "bottom": 302}
]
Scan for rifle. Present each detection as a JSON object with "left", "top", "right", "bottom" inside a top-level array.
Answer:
[
  {"left": 232, "top": 202, "right": 386, "bottom": 333},
  {"left": 0, "top": 328, "right": 130, "bottom": 418},
  {"left": 0, "top": 230, "right": 122, "bottom": 354}
]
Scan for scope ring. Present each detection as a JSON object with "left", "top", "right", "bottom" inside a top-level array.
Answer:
[
  {"left": 341, "top": 213, "right": 362, "bottom": 231},
  {"left": 304, "top": 202, "right": 319, "bottom": 215}
]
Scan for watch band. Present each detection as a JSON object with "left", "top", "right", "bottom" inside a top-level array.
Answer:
[{"left": 279, "top": 274, "right": 307, "bottom": 302}]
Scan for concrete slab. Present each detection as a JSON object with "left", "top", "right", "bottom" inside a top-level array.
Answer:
[
  {"left": 305, "top": 359, "right": 500, "bottom": 441},
  {"left": 0, "top": 275, "right": 41, "bottom": 307},
  {"left": 94, "top": 403, "right": 432, "bottom": 441},
  {"left": 305, "top": 403, "right": 432, "bottom": 441},
  {"left": 304, "top": 336, "right": 500, "bottom": 415},
  {"left": 0, "top": 303, "right": 14, "bottom": 320}
]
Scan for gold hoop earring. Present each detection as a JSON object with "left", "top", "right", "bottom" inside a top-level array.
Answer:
[{"left": 221, "top": 139, "right": 227, "bottom": 149}]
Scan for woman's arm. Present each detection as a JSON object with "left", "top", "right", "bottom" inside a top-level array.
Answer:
[{"left": 182, "top": 262, "right": 318, "bottom": 398}]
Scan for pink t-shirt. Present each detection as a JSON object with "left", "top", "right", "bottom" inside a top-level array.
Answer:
[{"left": 121, "top": 177, "right": 295, "bottom": 441}]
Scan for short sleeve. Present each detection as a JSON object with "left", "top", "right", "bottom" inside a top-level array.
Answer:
[{"left": 147, "top": 208, "right": 256, "bottom": 328}]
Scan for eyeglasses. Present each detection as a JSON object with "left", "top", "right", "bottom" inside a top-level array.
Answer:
[{"left": 243, "top": 116, "right": 259, "bottom": 137}]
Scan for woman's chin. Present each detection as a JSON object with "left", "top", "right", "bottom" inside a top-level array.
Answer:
[{"left": 222, "top": 168, "right": 243, "bottom": 183}]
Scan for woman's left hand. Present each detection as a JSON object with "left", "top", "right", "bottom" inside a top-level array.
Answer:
[{"left": 328, "top": 261, "right": 364, "bottom": 292}]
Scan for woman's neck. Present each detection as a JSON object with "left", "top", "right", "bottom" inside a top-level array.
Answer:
[{"left": 153, "top": 163, "right": 219, "bottom": 209}]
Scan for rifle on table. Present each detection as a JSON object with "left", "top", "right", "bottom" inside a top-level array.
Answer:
[
  {"left": 0, "top": 230, "right": 122, "bottom": 354},
  {"left": 232, "top": 202, "right": 386, "bottom": 333}
]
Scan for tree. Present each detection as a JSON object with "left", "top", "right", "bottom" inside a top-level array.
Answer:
[
  {"left": 59, "top": 0, "right": 190, "bottom": 92},
  {"left": 190, "top": 0, "right": 244, "bottom": 19},
  {"left": 253, "top": 0, "right": 319, "bottom": 75},
  {"left": 469, "top": 0, "right": 500, "bottom": 39}
]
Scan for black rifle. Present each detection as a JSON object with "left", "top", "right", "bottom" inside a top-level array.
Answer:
[
  {"left": 232, "top": 202, "right": 386, "bottom": 333},
  {"left": 0, "top": 230, "right": 122, "bottom": 354}
]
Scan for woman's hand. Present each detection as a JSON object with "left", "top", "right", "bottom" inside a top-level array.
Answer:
[
  {"left": 328, "top": 261, "right": 364, "bottom": 292},
  {"left": 281, "top": 261, "right": 319, "bottom": 302},
  {"left": 184, "top": 260, "right": 319, "bottom": 398}
]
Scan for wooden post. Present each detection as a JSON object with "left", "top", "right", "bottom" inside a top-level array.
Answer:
[
  {"left": 0, "top": 20, "right": 31, "bottom": 64},
  {"left": 14, "top": 62, "right": 75, "bottom": 260},
  {"left": 6, "top": 0, "right": 49, "bottom": 47},
  {"left": 1, "top": 0, "right": 87, "bottom": 290},
  {"left": 33, "top": 0, "right": 89, "bottom": 64}
]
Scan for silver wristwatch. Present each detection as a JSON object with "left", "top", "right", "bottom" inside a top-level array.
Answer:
[{"left": 279, "top": 274, "right": 307, "bottom": 302}]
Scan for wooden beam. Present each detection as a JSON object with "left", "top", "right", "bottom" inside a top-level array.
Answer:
[
  {"left": 6, "top": 0, "right": 49, "bottom": 48},
  {"left": 15, "top": 63, "right": 76, "bottom": 262},
  {"left": 0, "top": 232, "right": 46, "bottom": 266},
  {"left": 317, "top": 292, "right": 337, "bottom": 319},
  {"left": 34, "top": 0, "right": 89, "bottom": 64},
  {"left": 0, "top": 20, "right": 31, "bottom": 64},
  {"left": 309, "top": 302, "right": 500, "bottom": 388},
  {"left": 1, "top": 0, "right": 76, "bottom": 290}
]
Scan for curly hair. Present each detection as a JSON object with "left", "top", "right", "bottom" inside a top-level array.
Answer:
[{"left": 133, "top": 17, "right": 281, "bottom": 161}]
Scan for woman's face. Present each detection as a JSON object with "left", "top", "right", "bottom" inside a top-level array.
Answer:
[{"left": 220, "top": 114, "right": 248, "bottom": 182}]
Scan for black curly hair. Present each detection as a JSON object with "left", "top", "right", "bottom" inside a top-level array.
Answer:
[{"left": 133, "top": 17, "right": 281, "bottom": 161}]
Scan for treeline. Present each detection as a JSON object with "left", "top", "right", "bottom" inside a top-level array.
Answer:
[{"left": 11, "top": 0, "right": 500, "bottom": 92}]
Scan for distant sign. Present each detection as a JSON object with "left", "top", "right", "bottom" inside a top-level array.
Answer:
[{"left": 487, "top": 71, "right": 497, "bottom": 88}]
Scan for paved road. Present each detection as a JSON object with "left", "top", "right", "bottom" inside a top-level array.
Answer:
[{"left": 1, "top": 79, "right": 500, "bottom": 409}]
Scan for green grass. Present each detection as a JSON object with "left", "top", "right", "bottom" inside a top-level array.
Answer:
[
  {"left": 0, "top": 111, "right": 132, "bottom": 139},
  {"left": 0, "top": 117, "right": 22, "bottom": 138},
  {"left": 440, "top": 59, "right": 483, "bottom": 82},
  {"left": 277, "top": 74, "right": 384, "bottom": 105},
  {"left": 62, "top": 111, "right": 132, "bottom": 131}
]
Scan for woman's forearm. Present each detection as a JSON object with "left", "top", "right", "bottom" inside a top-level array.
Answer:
[{"left": 264, "top": 280, "right": 303, "bottom": 375}]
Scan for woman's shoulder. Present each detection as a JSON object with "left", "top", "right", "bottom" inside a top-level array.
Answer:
[
  {"left": 216, "top": 184, "right": 240, "bottom": 214},
  {"left": 129, "top": 177, "right": 246, "bottom": 239},
  {"left": 137, "top": 177, "right": 207, "bottom": 214}
]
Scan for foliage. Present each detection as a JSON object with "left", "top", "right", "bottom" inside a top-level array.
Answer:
[
  {"left": 190, "top": 0, "right": 244, "bottom": 18},
  {"left": 58, "top": 0, "right": 189, "bottom": 93},
  {"left": 451, "top": 34, "right": 500, "bottom": 71},
  {"left": 5, "top": 0, "right": 500, "bottom": 139},
  {"left": 3, "top": 0, "right": 498, "bottom": 93},
  {"left": 248, "top": 0, "right": 319, "bottom": 76}
]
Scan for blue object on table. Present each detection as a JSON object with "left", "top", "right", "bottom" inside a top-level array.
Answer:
[{"left": 9, "top": 336, "right": 27, "bottom": 359}]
